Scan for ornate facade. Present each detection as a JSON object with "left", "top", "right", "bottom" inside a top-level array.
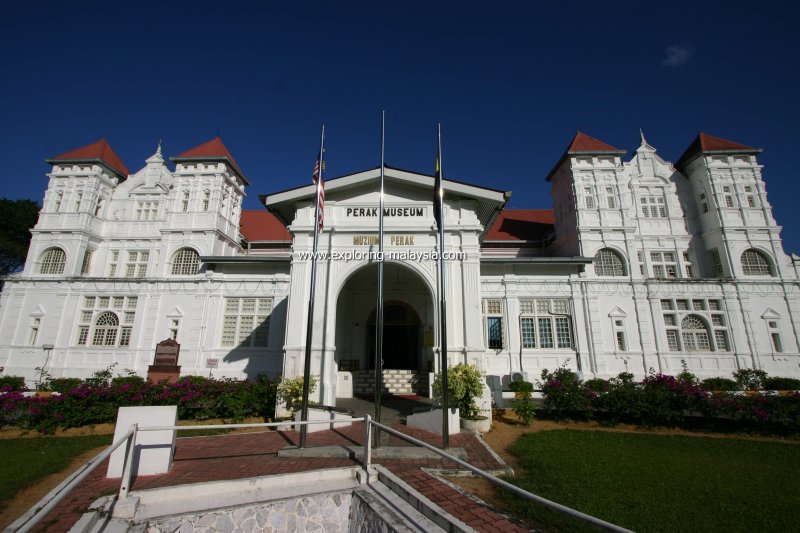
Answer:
[{"left": 1, "top": 132, "right": 798, "bottom": 403}]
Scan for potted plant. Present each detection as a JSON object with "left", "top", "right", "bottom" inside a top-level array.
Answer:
[
  {"left": 276, "top": 374, "right": 318, "bottom": 418},
  {"left": 433, "top": 363, "right": 490, "bottom": 432}
]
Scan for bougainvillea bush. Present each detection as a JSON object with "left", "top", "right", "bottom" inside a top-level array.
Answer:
[
  {"left": 0, "top": 374, "right": 278, "bottom": 434},
  {"left": 537, "top": 368, "right": 800, "bottom": 434}
]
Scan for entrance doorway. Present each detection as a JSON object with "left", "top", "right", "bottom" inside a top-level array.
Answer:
[{"left": 367, "top": 302, "right": 421, "bottom": 370}]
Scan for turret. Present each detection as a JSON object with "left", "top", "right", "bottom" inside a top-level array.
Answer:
[{"left": 677, "top": 133, "right": 791, "bottom": 279}]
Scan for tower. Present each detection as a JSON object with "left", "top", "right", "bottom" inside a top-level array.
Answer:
[
  {"left": 676, "top": 133, "right": 791, "bottom": 279},
  {"left": 25, "top": 139, "right": 129, "bottom": 277}
]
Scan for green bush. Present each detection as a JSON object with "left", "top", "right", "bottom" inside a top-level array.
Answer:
[
  {"left": 0, "top": 376, "right": 26, "bottom": 391},
  {"left": 433, "top": 363, "right": 485, "bottom": 419},
  {"left": 763, "top": 377, "right": 800, "bottom": 391},
  {"left": 509, "top": 380, "right": 535, "bottom": 425},
  {"left": 701, "top": 377, "right": 740, "bottom": 391},
  {"left": 584, "top": 378, "right": 611, "bottom": 392},
  {"left": 48, "top": 378, "right": 83, "bottom": 393},
  {"left": 594, "top": 372, "right": 645, "bottom": 424},
  {"left": 508, "top": 380, "right": 534, "bottom": 393},
  {"left": 111, "top": 375, "right": 146, "bottom": 387},
  {"left": 734, "top": 369, "right": 768, "bottom": 390},
  {"left": 177, "top": 375, "right": 211, "bottom": 386}
]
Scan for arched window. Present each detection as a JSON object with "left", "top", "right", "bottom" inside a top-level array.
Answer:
[
  {"left": 681, "top": 315, "right": 710, "bottom": 351},
  {"left": 171, "top": 248, "right": 200, "bottom": 275},
  {"left": 39, "top": 248, "right": 66, "bottom": 274},
  {"left": 740, "top": 249, "right": 773, "bottom": 276},
  {"left": 594, "top": 248, "right": 627, "bottom": 276},
  {"left": 92, "top": 311, "right": 119, "bottom": 346}
]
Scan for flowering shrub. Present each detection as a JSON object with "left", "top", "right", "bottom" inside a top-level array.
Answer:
[
  {"left": 538, "top": 367, "right": 592, "bottom": 419},
  {"left": 537, "top": 368, "right": 800, "bottom": 434},
  {"left": 0, "top": 374, "right": 278, "bottom": 434}
]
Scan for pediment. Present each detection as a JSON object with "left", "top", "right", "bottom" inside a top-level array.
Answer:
[
  {"left": 264, "top": 166, "right": 507, "bottom": 232},
  {"left": 608, "top": 306, "right": 628, "bottom": 318},
  {"left": 761, "top": 308, "right": 781, "bottom": 319},
  {"left": 625, "top": 144, "right": 683, "bottom": 184}
]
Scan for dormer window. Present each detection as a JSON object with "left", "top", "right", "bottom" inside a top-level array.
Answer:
[
  {"left": 135, "top": 201, "right": 159, "bottom": 221},
  {"left": 640, "top": 195, "right": 666, "bottom": 218}
]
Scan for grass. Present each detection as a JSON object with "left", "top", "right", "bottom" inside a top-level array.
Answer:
[
  {"left": 502, "top": 430, "right": 800, "bottom": 532},
  {"left": 0, "top": 435, "right": 113, "bottom": 512}
]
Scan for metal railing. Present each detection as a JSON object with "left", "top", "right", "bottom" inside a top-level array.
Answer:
[
  {"left": 363, "top": 415, "right": 633, "bottom": 532},
  {"left": 15, "top": 415, "right": 631, "bottom": 533},
  {"left": 15, "top": 427, "right": 136, "bottom": 533}
]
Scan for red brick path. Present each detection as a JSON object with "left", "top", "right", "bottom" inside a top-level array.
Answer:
[{"left": 33, "top": 423, "right": 528, "bottom": 533}]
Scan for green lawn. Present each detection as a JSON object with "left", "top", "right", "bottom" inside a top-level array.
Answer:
[
  {"left": 0, "top": 435, "right": 113, "bottom": 512},
  {"left": 502, "top": 430, "right": 800, "bottom": 532}
]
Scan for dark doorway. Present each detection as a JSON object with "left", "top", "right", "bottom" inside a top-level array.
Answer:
[{"left": 367, "top": 302, "right": 421, "bottom": 370}]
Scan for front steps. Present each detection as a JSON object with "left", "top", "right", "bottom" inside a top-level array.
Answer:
[{"left": 353, "top": 369, "right": 429, "bottom": 396}]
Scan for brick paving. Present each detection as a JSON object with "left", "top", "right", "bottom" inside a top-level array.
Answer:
[{"left": 31, "top": 422, "right": 528, "bottom": 533}]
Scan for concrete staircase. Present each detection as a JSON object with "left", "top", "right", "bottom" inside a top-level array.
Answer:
[{"left": 353, "top": 369, "right": 429, "bottom": 396}]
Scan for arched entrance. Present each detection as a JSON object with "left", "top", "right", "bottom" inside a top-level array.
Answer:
[{"left": 335, "top": 262, "right": 434, "bottom": 397}]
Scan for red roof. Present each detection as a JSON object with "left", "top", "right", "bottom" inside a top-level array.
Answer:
[
  {"left": 545, "top": 131, "right": 624, "bottom": 181},
  {"left": 240, "top": 210, "right": 291, "bottom": 242},
  {"left": 47, "top": 139, "right": 130, "bottom": 177},
  {"left": 485, "top": 209, "right": 555, "bottom": 242},
  {"left": 172, "top": 137, "right": 249, "bottom": 185},
  {"left": 566, "top": 131, "right": 621, "bottom": 153},
  {"left": 676, "top": 132, "right": 760, "bottom": 168}
]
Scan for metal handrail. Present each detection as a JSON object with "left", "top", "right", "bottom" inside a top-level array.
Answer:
[
  {"left": 16, "top": 414, "right": 630, "bottom": 533},
  {"left": 14, "top": 427, "right": 136, "bottom": 533},
  {"left": 13, "top": 417, "right": 361, "bottom": 533},
  {"left": 364, "top": 419, "right": 633, "bottom": 533}
]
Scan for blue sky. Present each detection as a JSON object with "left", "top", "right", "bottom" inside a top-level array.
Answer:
[{"left": 2, "top": 1, "right": 799, "bottom": 252}]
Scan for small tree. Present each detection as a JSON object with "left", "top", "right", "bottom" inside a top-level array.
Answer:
[{"left": 432, "top": 363, "right": 485, "bottom": 419}]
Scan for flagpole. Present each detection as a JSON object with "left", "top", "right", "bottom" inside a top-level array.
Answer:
[
  {"left": 437, "top": 123, "right": 450, "bottom": 449},
  {"left": 374, "top": 111, "right": 385, "bottom": 447},
  {"left": 300, "top": 125, "right": 325, "bottom": 449}
]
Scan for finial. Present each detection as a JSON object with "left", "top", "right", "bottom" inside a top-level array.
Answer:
[
  {"left": 639, "top": 128, "right": 647, "bottom": 146},
  {"left": 157, "top": 139, "right": 162, "bottom": 155}
]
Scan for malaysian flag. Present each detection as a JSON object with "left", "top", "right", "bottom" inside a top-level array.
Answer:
[{"left": 312, "top": 154, "right": 325, "bottom": 231}]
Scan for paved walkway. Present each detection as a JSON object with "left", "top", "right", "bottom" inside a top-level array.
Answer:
[{"left": 34, "top": 421, "right": 528, "bottom": 533}]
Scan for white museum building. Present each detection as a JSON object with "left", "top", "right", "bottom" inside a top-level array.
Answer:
[{"left": 1, "top": 131, "right": 799, "bottom": 404}]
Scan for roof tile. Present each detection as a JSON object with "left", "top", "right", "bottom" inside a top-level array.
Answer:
[
  {"left": 173, "top": 137, "right": 249, "bottom": 184},
  {"left": 485, "top": 209, "right": 555, "bottom": 242},
  {"left": 240, "top": 210, "right": 291, "bottom": 242},
  {"left": 48, "top": 139, "right": 130, "bottom": 177},
  {"left": 676, "top": 132, "right": 760, "bottom": 168}
]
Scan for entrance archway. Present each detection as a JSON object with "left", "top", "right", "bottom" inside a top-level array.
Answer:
[{"left": 335, "top": 262, "right": 434, "bottom": 396}]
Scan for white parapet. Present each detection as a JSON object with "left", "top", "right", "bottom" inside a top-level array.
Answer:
[
  {"left": 107, "top": 406, "right": 178, "bottom": 478},
  {"left": 407, "top": 407, "right": 460, "bottom": 435}
]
